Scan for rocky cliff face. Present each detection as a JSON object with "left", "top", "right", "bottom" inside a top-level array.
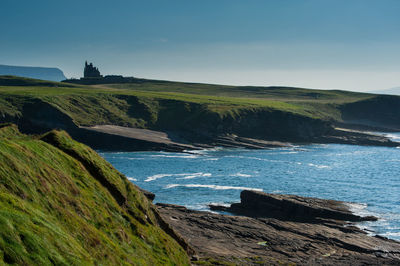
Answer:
[
  {"left": 0, "top": 124, "right": 190, "bottom": 265},
  {"left": 340, "top": 95, "right": 400, "bottom": 130},
  {"left": 1, "top": 94, "right": 397, "bottom": 151},
  {"left": 151, "top": 100, "right": 332, "bottom": 142}
]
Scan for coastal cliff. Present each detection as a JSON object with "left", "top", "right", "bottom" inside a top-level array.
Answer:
[
  {"left": 0, "top": 124, "right": 190, "bottom": 265},
  {"left": 1, "top": 76, "right": 400, "bottom": 151},
  {"left": 0, "top": 65, "right": 66, "bottom": 82}
]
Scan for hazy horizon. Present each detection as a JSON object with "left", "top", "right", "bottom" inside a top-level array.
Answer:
[{"left": 1, "top": 0, "right": 399, "bottom": 92}]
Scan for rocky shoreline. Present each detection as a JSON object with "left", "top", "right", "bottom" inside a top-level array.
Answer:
[
  {"left": 76, "top": 125, "right": 399, "bottom": 152},
  {"left": 155, "top": 190, "right": 400, "bottom": 265}
]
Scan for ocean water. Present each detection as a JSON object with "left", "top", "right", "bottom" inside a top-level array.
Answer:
[{"left": 100, "top": 133, "right": 400, "bottom": 240}]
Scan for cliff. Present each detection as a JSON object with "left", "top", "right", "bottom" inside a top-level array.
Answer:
[
  {"left": 0, "top": 64, "right": 66, "bottom": 81},
  {"left": 0, "top": 76, "right": 399, "bottom": 151},
  {"left": 0, "top": 124, "right": 190, "bottom": 265}
]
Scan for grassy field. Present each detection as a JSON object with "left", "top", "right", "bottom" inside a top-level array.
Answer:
[
  {"left": 0, "top": 75, "right": 377, "bottom": 129},
  {"left": 0, "top": 124, "right": 189, "bottom": 265}
]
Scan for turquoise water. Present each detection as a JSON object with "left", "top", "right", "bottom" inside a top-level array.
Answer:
[{"left": 100, "top": 133, "right": 400, "bottom": 240}]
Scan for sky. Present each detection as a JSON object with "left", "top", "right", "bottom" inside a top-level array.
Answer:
[{"left": 1, "top": 0, "right": 400, "bottom": 91}]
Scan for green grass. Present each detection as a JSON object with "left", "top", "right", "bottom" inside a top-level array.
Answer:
[
  {"left": 103, "top": 81, "right": 372, "bottom": 103},
  {"left": 1, "top": 75, "right": 396, "bottom": 138},
  {"left": 0, "top": 124, "right": 190, "bottom": 265},
  {"left": 0, "top": 75, "right": 378, "bottom": 130}
]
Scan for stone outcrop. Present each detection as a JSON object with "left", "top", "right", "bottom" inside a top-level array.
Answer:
[
  {"left": 209, "top": 190, "right": 378, "bottom": 222},
  {"left": 157, "top": 191, "right": 400, "bottom": 265}
]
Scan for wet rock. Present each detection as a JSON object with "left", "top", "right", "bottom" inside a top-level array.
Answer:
[
  {"left": 212, "top": 190, "right": 378, "bottom": 222},
  {"left": 158, "top": 197, "right": 400, "bottom": 265}
]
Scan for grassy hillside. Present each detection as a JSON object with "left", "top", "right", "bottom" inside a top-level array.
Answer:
[
  {"left": 0, "top": 76, "right": 371, "bottom": 124},
  {"left": 1, "top": 75, "right": 399, "bottom": 143},
  {"left": 0, "top": 124, "right": 189, "bottom": 265}
]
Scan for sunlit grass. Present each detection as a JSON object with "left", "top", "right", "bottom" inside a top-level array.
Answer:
[{"left": 0, "top": 124, "right": 190, "bottom": 265}]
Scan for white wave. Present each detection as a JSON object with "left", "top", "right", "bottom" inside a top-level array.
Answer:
[
  {"left": 379, "top": 232, "right": 400, "bottom": 237},
  {"left": 184, "top": 147, "right": 222, "bottom": 154},
  {"left": 230, "top": 172, "right": 252, "bottom": 178},
  {"left": 347, "top": 202, "right": 367, "bottom": 212},
  {"left": 100, "top": 151, "right": 125, "bottom": 155},
  {"left": 164, "top": 184, "right": 263, "bottom": 191},
  {"left": 346, "top": 202, "right": 378, "bottom": 219},
  {"left": 386, "top": 226, "right": 400, "bottom": 230},
  {"left": 150, "top": 154, "right": 199, "bottom": 159},
  {"left": 203, "top": 158, "right": 219, "bottom": 161},
  {"left": 145, "top": 172, "right": 211, "bottom": 182},
  {"left": 308, "top": 163, "right": 330, "bottom": 169},
  {"left": 176, "top": 173, "right": 212, "bottom": 179},
  {"left": 127, "top": 176, "right": 137, "bottom": 182},
  {"left": 384, "top": 133, "right": 400, "bottom": 141},
  {"left": 208, "top": 202, "right": 231, "bottom": 207},
  {"left": 225, "top": 155, "right": 285, "bottom": 163},
  {"left": 145, "top": 174, "right": 172, "bottom": 182}
]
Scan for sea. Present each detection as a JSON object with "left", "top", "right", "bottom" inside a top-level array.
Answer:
[{"left": 99, "top": 132, "right": 400, "bottom": 241}]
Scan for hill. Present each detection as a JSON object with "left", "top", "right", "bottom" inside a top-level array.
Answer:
[
  {"left": 0, "top": 64, "right": 66, "bottom": 81},
  {"left": 0, "top": 75, "right": 399, "bottom": 150},
  {"left": 0, "top": 124, "right": 190, "bottom": 264}
]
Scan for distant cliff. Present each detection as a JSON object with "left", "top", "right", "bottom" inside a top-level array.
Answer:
[{"left": 0, "top": 64, "right": 66, "bottom": 81}]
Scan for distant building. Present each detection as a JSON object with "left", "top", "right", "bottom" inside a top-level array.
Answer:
[
  {"left": 63, "top": 62, "right": 139, "bottom": 84},
  {"left": 84, "top": 61, "right": 102, "bottom": 78}
]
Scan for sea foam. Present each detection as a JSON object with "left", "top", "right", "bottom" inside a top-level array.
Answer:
[
  {"left": 145, "top": 172, "right": 211, "bottom": 182},
  {"left": 164, "top": 184, "right": 263, "bottom": 191}
]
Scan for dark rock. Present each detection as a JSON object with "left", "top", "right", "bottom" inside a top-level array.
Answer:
[
  {"left": 208, "top": 204, "right": 229, "bottom": 212},
  {"left": 157, "top": 199, "right": 400, "bottom": 265},
  {"left": 221, "top": 190, "right": 378, "bottom": 222},
  {"left": 138, "top": 188, "right": 155, "bottom": 201}
]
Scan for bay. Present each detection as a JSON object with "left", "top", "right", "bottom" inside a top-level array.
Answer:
[{"left": 100, "top": 133, "right": 400, "bottom": 240}]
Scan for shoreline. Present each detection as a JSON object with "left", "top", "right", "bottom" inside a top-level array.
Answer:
[
  {"left": 154, "top": 190, "right": 400, "bottom": 265},
  {"left": 76, "top": 124, "right": 400, "bottom": 152}
]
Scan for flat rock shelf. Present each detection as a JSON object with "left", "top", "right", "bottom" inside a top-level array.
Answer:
[{"left": 157, "top": 191, "right": 400, "bottom": 265}]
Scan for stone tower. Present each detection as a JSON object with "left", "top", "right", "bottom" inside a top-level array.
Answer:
[{"left": 84, "top": 61, "right": 101, "bottom": 78}]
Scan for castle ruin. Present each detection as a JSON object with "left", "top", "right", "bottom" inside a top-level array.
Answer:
[{"left": 84, "top": 61, "right": 102, "bottom": 78}]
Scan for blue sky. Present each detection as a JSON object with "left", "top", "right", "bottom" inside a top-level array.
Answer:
[{"left": 1, "top": 0, "right": 400, "bottom": 91}]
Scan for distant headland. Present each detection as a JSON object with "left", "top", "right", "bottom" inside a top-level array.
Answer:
[{"left": 0, "top": 64, "right": 66, "bottom": 81}]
